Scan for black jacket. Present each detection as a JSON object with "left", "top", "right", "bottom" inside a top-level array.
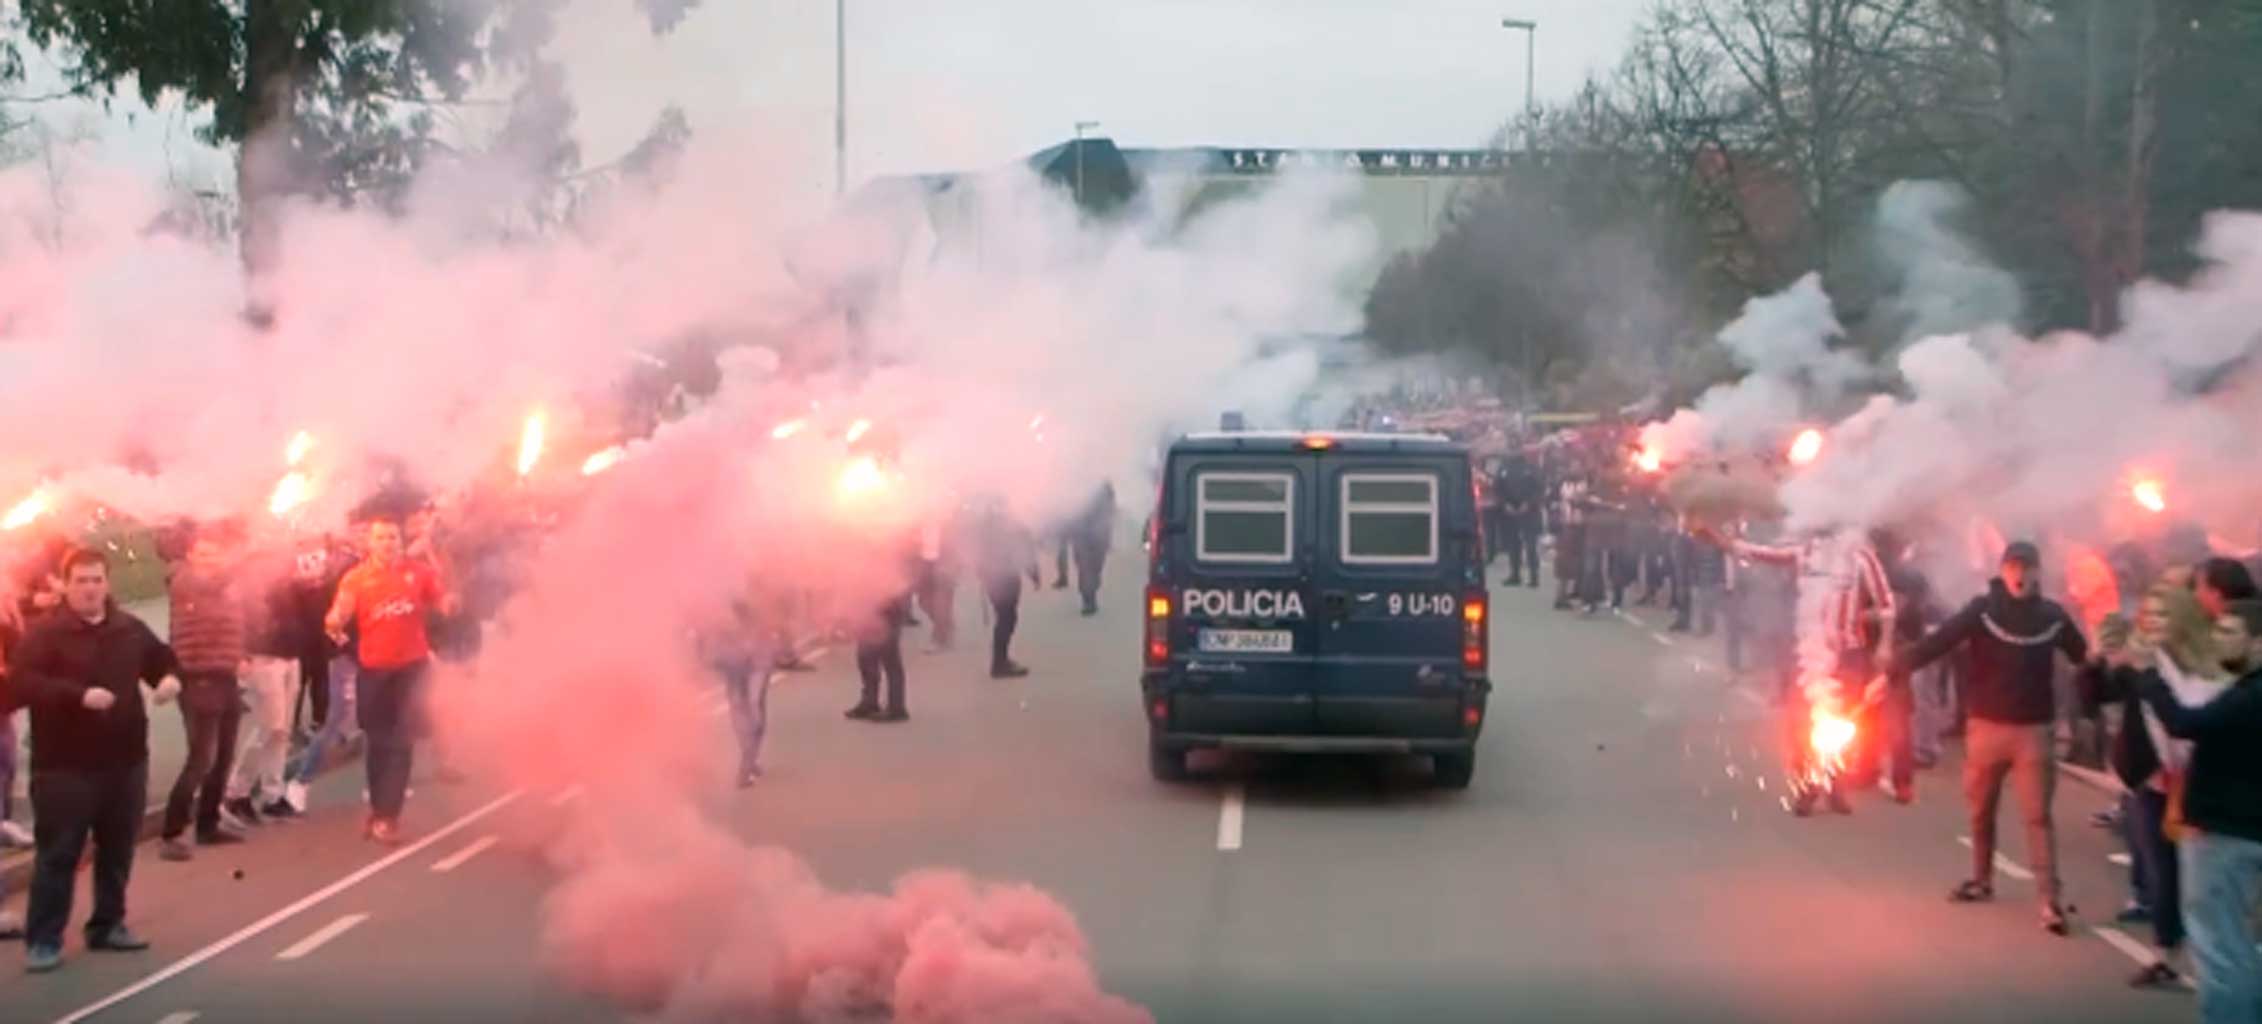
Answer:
[
  {"left": 2080, "top": 663, "right": 2163, "bottom": 789},
  {"left": 2142, "top": 671, "right": 2262, "bottom": 844},
  {"left": 5, "top": 601, "right": 179, "bottom": 772},
  {"left": 1900, "top": 580, "right": 2089, "bottom": 725}
]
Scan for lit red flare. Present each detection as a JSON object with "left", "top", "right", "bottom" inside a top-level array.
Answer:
[
  {"left": 1809, "top": 705, "right": 1857, "bottom": 764},
  {"left": 844, "top": 418, "right": 872, "bottom": 444},
  {"left": 3, "top": 488, "right": 52, "bottom": 531},
  {"left": 1631, "top": 445, "right": 1663, "bottom": 474},
  {"left": 286, "top": 430, "right": 316, "bottom": 468},
  {"left": 269, "top": 473, "right": 313, "bottom": 517},
  {"left": 581, "top": 446, "right": 627, "bottom": 477},
  {"left": 517, "top": 411, "right": 549, "bottom": 477},
  {"left": 770, "top": 419, "right": 807, "bottom": 441},
  {"left": 2130, "top": 478, "right": 2167, "bottom": 514},
  {"left": 835, "top": 455, "right": 889, "bottom": 501},
  {"left": 1788, "top": 428, "right": 1824, "bottom": 466}
]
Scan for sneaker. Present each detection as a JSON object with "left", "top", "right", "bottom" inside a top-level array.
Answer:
[
  {"left": 843, "top": 704, "right": 882, "bottom": 721},
  {"left": 2128, "top": 961, "right": 2179, "bottom": 988},
  {"left": 876, "top": 708, "right": 910, "bottom": 723},
  {"left": 284, "top": 781, "right": 310, "bottom": 814},
  {"left": 0, "top": 910, "right": 24, "bottom": 940},
  {"left": 159, "top": 838, "right": 194, "bottom": 861},
  {"left": 0, "top": 819, "right": 32, "bottom": 848},
  {"left": 1948, "top": 880, "right": 1995, "bottom": 903},
  {"left": 216, "top": 806, "right": 256, "bottom": 832},
  {"left": 990, "top": 662, "right": 1030, "bottom": 680},
  {"left": 1826, "top": 788, "right": 1853, "bottom": 815},
  {"left": 196, "top": 828, "right": 247, "bottom": 847},
  {"left": 25, "top": 943, "right": 61, "bottom": 973},
  {"left": 85, "top": 925, "right": 150, "bottom": 951},
  {"left": 2091, "top": 808, "right": 2122, "bottom": 829},
  {"left": 1892, "top": 783, "right": 1916, "bottom": 805},
  {"left": 365, "top": 818, "right": 403, "bottom": 846},
  {"left": 2115, "top": 903, "right": 2152, "bottom": 925},
  {"left": 259, "top": 798, "right": 302, "bottom": 821},
  {"left": 2040, "top": 904, "right": 2071, "bottom": 936},
  {"left": 223, "top": 797, "right": 263, "bottom": 827},
  {"left": 736, "top": 768, "right": 763, "bottom": 789}
]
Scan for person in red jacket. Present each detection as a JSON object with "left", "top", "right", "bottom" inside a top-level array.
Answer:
[{"left": 325, "top": 515, "right": 458, "bottom": 845}]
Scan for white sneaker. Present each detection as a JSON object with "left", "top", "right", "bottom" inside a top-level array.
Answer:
[
  {"left": 284, "top": 781, "right": 310, "bottom": 813},
  {"left": 0, "top": 819, "right": 32, "bottom": 848},
  {"left": 0, "top": 910, "right": 22, "bottom": 940}
]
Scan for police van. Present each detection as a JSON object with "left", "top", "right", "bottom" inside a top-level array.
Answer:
[{"left": 1140, "top": 431, "right": 1491, "bottom": 788}]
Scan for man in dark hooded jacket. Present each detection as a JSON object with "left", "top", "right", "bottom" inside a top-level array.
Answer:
[{"left": 1889, "top": 541, "right": 2089, "bottom": 935}]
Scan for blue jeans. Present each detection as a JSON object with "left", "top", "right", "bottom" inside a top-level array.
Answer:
[
  {"left": 716, "top": 659, "right": 769, "bottom": 775},
  {"left": 289, "top": 655, "right": 359, "bottom": 784},
  {"left": 2181, "top": 829, "right": 2262, "bottom": 1024},
  {"left": 2123, "top": 788, "right": 2182, "bottom": 951}
]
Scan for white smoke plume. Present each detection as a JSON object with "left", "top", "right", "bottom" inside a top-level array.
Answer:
[
  {"left": 1640, "top": 272, "right": 1857, "bottom": 462},
  {"left": 1649, "top": 186, "right": 2262, "bottom": 632}
]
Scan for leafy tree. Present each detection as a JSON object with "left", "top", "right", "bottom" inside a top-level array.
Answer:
[{"left": 14, "top": 0, "right": 701, "bottom": 266}]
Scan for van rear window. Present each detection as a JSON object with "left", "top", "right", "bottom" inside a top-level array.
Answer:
[
  {"left": 1196, "top": 472, "right": 1294, "bottom": 563},
  {"left": 1341, "top": 473, "right": 1438, "bottom": 564}
]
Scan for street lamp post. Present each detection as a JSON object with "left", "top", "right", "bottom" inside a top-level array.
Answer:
[
  {"left": 1500, "top": 17, "right": 1537, "bottom": 124},
  {"left": 1501, "top": 16, "right": 1539, "bottom": 404},
  {"left": 835, "top": 0, "right": 847, "bottom": 197}
]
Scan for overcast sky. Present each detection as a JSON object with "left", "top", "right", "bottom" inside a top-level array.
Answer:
[{"left": 18, "top": 0, "right": 1651, "bottom": 200}]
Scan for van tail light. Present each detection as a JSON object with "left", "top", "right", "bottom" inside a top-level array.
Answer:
[
  {"left": 1145, "top": 586, "right": 1173, "bottom": 666},
  {"left": 1461, "top": 594, "right": 1487, "bottom": 671}
]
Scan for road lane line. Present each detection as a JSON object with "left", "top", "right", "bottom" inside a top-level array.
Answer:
[
  {"left": 1647, "top": 631, "right": 1674, "bottom": 647},
  {"left": 153, "top": 1013, "right": 200, "bottom": 1024},
  {"left": 51, "top": 790, "right": 523, "bottom": 1024},
  {"left": 1217, "top": 784, "right": 1245, "bottom": 852},
  {"left": 430, "top": 835, "right": 500, "bottom": 874},
  {"left": 550, "top": 785, "right": 585, "bottom": 808},
  {"left": 274, "top": 913, "right": 369, "bottom": 961},
  {"left": 1955, "top": 836, "right": 2037, "bottom": 881}
]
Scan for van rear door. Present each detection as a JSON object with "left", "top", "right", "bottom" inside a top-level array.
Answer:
[
  {"left": 1308, "top": 454, "right": 1477, "bottom": 737},
  {"left": 1163, "top": 453, "right": 1319, "bottom": 736}
]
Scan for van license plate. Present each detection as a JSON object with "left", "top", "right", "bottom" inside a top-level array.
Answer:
[{"left": 1198, "top": 629, "right": 1293, "bottom": 654}]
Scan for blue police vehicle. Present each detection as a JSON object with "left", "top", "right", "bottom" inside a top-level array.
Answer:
[{"left": 1140, "top": 431, "right": 1491, "bottom": 788}]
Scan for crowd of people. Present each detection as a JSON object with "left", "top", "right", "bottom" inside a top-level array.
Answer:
[
  {"left": 1463, "top": 416, "right": 2260, "bottom": 1023},
  {"left": 0, "top": 466, "right": 1125, "bottom": 976}
]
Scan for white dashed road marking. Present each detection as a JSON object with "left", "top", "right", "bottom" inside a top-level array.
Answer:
[
  {"left": 1217, "top": 784, "right": 1245, "bottom": 852},
  {"left": 430, "top": 835, "right": 500, "bottom": 873},
  {"left": 51, "top": 790, "right": 522, "bottom": 1024},
  {"left": 275, "top": 913, "right": 369, "bottom": 961}
]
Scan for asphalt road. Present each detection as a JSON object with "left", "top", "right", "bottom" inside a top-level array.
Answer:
[{"left": 0, "top": 558, "right": 2196, "bottom": 1023}]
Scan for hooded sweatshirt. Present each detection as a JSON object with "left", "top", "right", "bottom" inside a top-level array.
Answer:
[{"left": 1900, "top": 579, "right": 2089, "bottom": 725}]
